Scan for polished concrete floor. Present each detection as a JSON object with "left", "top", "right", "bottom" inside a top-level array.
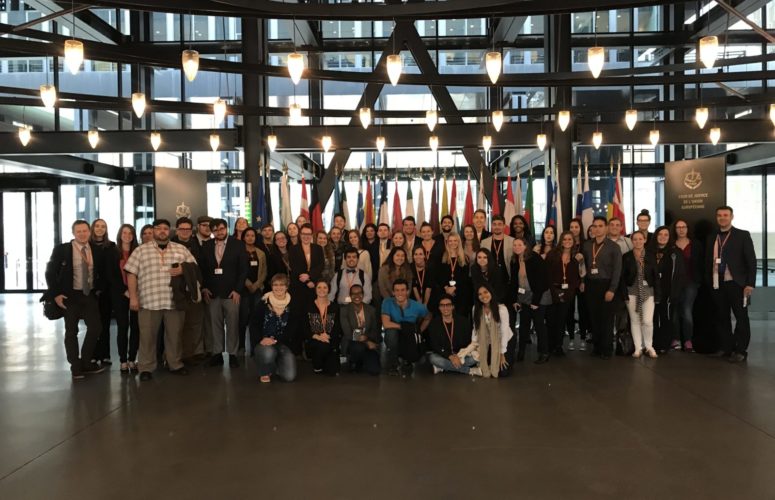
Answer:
[{"left": 1, "top": 294, "right": 774, "bottom": 499}]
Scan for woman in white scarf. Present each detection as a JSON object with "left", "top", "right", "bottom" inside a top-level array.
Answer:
[{"left": 471, "top": 284, "right": 513, "bottom": 378}]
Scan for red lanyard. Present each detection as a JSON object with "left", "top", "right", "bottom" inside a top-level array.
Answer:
[
  {"left": 591, "top": 240, "right": 604, "bottom": 267},
  {"left": 449, "top": 257, "right": 458, "bottom": 276},
  {"left": 355, "top": 304, "right": 364, "bottom": 328},
  {"left": 417, "top": 268, "right": 426, "bottom": 290},
  {"left": 443, "top": 319, "right": 454, "bottom": 350},
  {"left": 561, "top": 252, "right": 570, "bottom": 282},
  {"left": 492, "top": 238, "right": 503, "bottom": 261}
]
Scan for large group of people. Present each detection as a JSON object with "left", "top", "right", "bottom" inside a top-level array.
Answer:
[{"left": 45, "top": 204, "right": 757, "bottom": 383}]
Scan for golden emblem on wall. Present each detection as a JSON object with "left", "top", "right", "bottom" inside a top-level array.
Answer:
[
  {"left": 175, "top": 202, "right": 192, "bottom": 219},
  {"left": 684, "top": 168, "right": 702, "bottom": 190}
]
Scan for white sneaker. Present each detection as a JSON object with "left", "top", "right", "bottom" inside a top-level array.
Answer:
[
  {"left": 469, "top": 366, "right": 483, "bottom": 377},
  {"left": 432, "top": 365, "right": 443, "bottom": 375},
  {"left": 568, "top": 339, "right": 576, "bottom": 351},
  {"left": 579, "top": 340, "right": 586, "bottom": 351}
]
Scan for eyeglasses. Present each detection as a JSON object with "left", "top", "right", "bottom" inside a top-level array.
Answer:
[
  {"left": 301, "top": 232, "right": 313, "bottom": 236},
  {"left": 177, "top": 227, "right": 192, "bottom": 231},
  {"left": 439, "top": 303, "right": 453, "bottom": 307}
]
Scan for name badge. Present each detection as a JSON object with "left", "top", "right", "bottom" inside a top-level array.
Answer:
[
  {"left": 561, "top": 283, "right": 569, "bottom": 290},
  {"left": 449, "top": 280, "right": 456, "bottom": 287},
  {"left": 250, "top": 260, "right": 258, "bottom": 267},
  {"left": 658, "top": 273, "right": 662, "bottom": 279},
  {"left": 214, "top": 268, "right": 223, "bottom": 275},
  {"left": 715, "top": 258, "right": 722, "bottom": 264},
  {"left": 344, "top": 296, "right": 352, "bottom": 303},
  {"left": 590, "top": 268, "right": 599, "bottom": 275},
  {"left": 643, "top": 280, "right": 649, "bottom": 286},
  {"left": 518, "top": 287, "right": 526, "bottom": 294}
]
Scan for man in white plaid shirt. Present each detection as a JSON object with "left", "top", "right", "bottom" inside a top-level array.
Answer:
[{"left": 125, "top": 219, "right": 197, "bottom": 381}]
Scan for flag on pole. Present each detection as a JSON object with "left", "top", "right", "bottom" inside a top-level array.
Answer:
[
  {"left": 515, "top": 171, "right": 523, "bottom": 221},
  {"left": 340, "top": 179, "right": 351, "bottom": 230},
  {"left": 332, "top": 171, "right": 341, "bottom": 229},
  {"left": 440, "top": 175, "right": 449, "bottom": 218},
  {"left": 299, "top": 176, "right": 310, "bottom": 222},
  {"left": 255, "top": 161, "right": 267, "bottom": 227},
  {"left": 554, "top": 163, "right": 564, "bottom": 234},
  {"left": 378, "top": 175, "right": 390, "bottom": 227},
  {"left": 405, "top": 178, "right": 415, "bottom": 221},
  {"left": 491, "top": 176, "right": 501, "bottom": 217},
  {"left": 310, "top": 181, "right": 324, "bottom": 233},
  {"left": 280, "top": 168, "right": 292, "bottom": 231},
  {"left": 613, "top": 162, "right": 627, "bottom": 233},
  {"left": 416, "top": 176, "right": 426, "bottom": 224},
  {"left": 364, "top": 174, "right": 374, "bottom": 226},
  {"left": 477, "top": 168, "right": 486, "bottom": 211},
  {"left": 581, "top": 160, "right": 594, "bottom": 233},
  {"left": 449, "top": 177, "right": 458, "bottom": 230},
  {"left": 356, "top": 177, "right": 364, "bottom": 231},
  {"left": 463, "top": 176, "right": 474, "bottom": 226},
  {"left": 430, "top": 173, "right": 440, "bottom": 234},
  {"left": 606, "top": 158, "right": 615, "bottom": 221},
  {"left": 545, "top": 166, "right": 556, "bottom": 228},
  {"left": 391, "top": 175, "right": 403, "bottom": 232},
  {"left": 524, "top": 168, "right": 534, "bottom": 230},
  {"left": 575, "top": 159, "right": 583, "bottom": 217},
  {"left": 264, "top": 165, "right": 274, "bottom": 227},
  {"left": 503, "top": 170, "right": 516, "bottom": 235}
]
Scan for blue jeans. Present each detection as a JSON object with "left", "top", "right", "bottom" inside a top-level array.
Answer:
[
  {"left": 428, "top": 353, "right": 476, "bottom": 374},
  {"left": 254, "top": 343, "right": 297, "bottom": 381},
  {"left": 673, "top": 282, "right": 698, "bottom": 342}
]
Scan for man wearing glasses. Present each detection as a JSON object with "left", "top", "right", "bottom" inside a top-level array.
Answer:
[
  {"left": 427, "top": 294, "right": 482, "bottom": 376},
  {"left": 172, "top": 217, "right": 205, "bottom": 362},
  {"left": 288, "top": 223, "right": 324, "bottom": 304}
]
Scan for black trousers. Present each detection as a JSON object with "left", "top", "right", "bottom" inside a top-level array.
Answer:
[
  {"left": 585, "top": 280, "right": 615, "bottom": 356},
  {"left": 306, "top": 339, "right": 340, "bottom": 375},
  {"left": 113, "top": 294, "right": 139, "bottom": 363},
  {"left": 93, "top": 290, "right": 113, "bottom": 361},
  {"left": 547, "top": 301, "right": 571, "bottom": 352},
  {"left": 239, "top": 291, "right": 261, "bottom": 351},
  {"left": 653, "top": 301, "right": 673, "bottom": 352},
  {"left": 63, "top": 291, "right": 102, "bottom": 374},
  {"left": 347, "top": 341, "right": 381, "bottom": 375},
  {"left": 713, "top": 281, "right": 751, "bottom": 354},
  {"left": 519, "top": 304, "right": 548, "bottom": 355}
]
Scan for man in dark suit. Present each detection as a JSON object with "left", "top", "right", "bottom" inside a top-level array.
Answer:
[
  {"left": 288, "top": 223, "right": 324, "bottom": 305},
  {"left": 45, "top": 220, "right": 106, "bottom": 380},
  {"left": 200, "top": 218, "right": 249, "bottom": 367},
  {"left": 706, "top": 205, "right": 756, "bottom": 363},
  {"left": 339, "top": 284, "right": 381, "bottom": 375},
  {"left": 402, "top": 216, "right": 423, "bottom": 258}
]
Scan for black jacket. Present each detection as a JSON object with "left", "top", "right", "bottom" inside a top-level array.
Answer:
[
  {"left": 621, "top": 249, "right": 662, "bottom": 304},
  {"left": 104, "top": 245, "right": 136, "bottom": 299},
  {"left": 509, "top": 252, "right": 548, "bottom": 307},
  {"left": 427, "top": 314, "right": 471, "bottom": 357},
  {"left": 249, "top": 297, "right": 302, "bottom": 354},
  {"left": 655, "top": 246, "right": 686, "bottom": 302},
  {"left": 339, "top": 302, "right": 381, "bottom": 353},
  {"left": 200, "top": 237, "right": 249, "bottom": 298},
  {"left": 45, "top": 242, "right": 106, "bottom": 298},
  {"left": 171, "top": 262, "right": 203, "bottom": 309},
  {"left": 171, "top": 236, "right": 202, "bottom": 264},
  {"left": 288, "top": 244, "right": 325, "bottom": 288},
  {"left": 304, "top": 300, "right": 343, "bottom": 350},
  {"left": 704, "top": 227, "right": 757, "bottom": 288}
]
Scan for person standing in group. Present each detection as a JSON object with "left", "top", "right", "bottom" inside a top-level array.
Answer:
[
  {"left": 533, "top": 225, "right": 557, "bottom": 259},
  {"left": 305, "top": 280, "right": 342, "bottom": 375},
  {"left": 461, "top": 224, "right": 480, "bottom": 262},
  {"left": 200, "top": 218, "right": 249, "bottom": 368},
  {"left": 345, "top": 229, "right": 373, "bottom": 276},
  {"left": 608, "top": 216, "right": 633, "bottom": 355},
  {"left": 194, "top": 215, "right": 213, "bottom": 356},
  {"left": 124, "top": 219, "right": 196, "bottom": 381},
  {"left": 419, "top": 222, "right": 444, "bottom": 267},
  {"left": 472, "top": 284, "right": 513, "bottom": 377},
  {"left": 428, "top": 294, "right": 481, "bottom": 376},
  {"left": 510, "top": 215, "right": 534, "bottom": 246},
  {"left": 289, "top": 224, "right": 324, "bottom": 305},
  {"left": 377, "top": 246, "right": 413, "bottom": 300},
  {"left": 608, "top": 217, "right": 633, "bottom": 254},
  {"left": 361, "top": 223, "right": 381, "bottom": 279},
  {"left": 251, "top": 273, "right": 301, "bottom": 383},
  {"left": 339, "top": 284, "right": 381, "bottom": 375},
  {"left": 672, "top": 219, "right": 703, "bottom": 352},
  {"left": 401, "top": 216, "right": 422, "bottom": 258},
  {"left": 195, "top": 216, "right": 212, "bottom": 247},
  {"left": 582, "top": 216, "right": 622, "bottom": 360},
  {"left": 471, "top": 249, "right": 508, "bottom": 307},
  {"left": 172, "top": 217, "right": 205, "bottom": 362},
  {"left": 327, "top": 226, "right": 347, "bottom": 271},
  {"left": 267, "top": 231, "right": 291, "bottom": 284},
  {"left": 380, "top": 279, "right": 432, "bottom": 376},
  {"left": 316, "top": 231, "right": 335, "bottom": 284},
  {"left": 621, "top": 231, "right": 660, "bottom": 358},
  {"left": 435, "top": 233, "right": 472, "bottom": 318},
  {"left": 140, "top": 224, "right": 154, "bottom": 244},
  {"left": 240, "top": 228, "right": 267, "bottom": 356},
  {"left": 90, "top": 218, "right": 116, "bottom": 366},
  {"left": 481, "top": 215, "right": 514, "bottom": 284},
  {"left": 376, "top": 223, "right": 393, "bottom": 269},
  {"left": 45, "top": 220, "right": 107, "bottom": 380},
  {"left": 706, "top": 206, "right": 756, "bottom": 363},
  {"left": 232, "top": 217, "right": 249, "bottom": 240},
  {"left": 257, "top": 223, "right": 275, "bottom": 256},
  {"left": 510, "top": 237, "right": 550, "bottom": 364},
  {"left": 286, "top": 222, "right": 300, "bottom": 247},
  {"left": 106, "top": 224, "right": 140, "bottom": 373},
  {"left": 630, "top": 209, "right": 654, "bottom": 247},
  {"left": 473, "top": 209, "right": 491, "bottom": 241},
  {"left": 410, "top": 247, "right": 435, "bottom": 310},
  {"left": 567, "top": 218, "right": 588, "bottom": 351},
  {"left": 332, "top": 213, "right": 347, "bottom": 232},
  {"left": 330, "top": 248, "right": 372, "bottom": 305},
  {"left": 546, "top": 231, "right": 583, "bottom": 357},
  {"left": 435, "top": 216, "right": 456, "bottom": 246},
  {"left": 653, "top": 226, "right": 686, "bottom": 354}
]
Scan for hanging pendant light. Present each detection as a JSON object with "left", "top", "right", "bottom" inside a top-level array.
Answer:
[
  {"left": 64, "top": 39, "right": 84, "bottom": 75},
  {"left": 287, "top": 52, "right": 305, "bottom": 85},
  {"left": 482, "top": 135, "right": 492, "bottom": 153},
  {"left": 87, "top": 129, "right": 99, "bottom": 149},
  {"left": 359, "top": 107, "right": 371, "bottom": 129},
  {"left": 289, "top": 103, "right": 302, "bottom": 125},
  {"left": 39, "top": 84, "right": 57, "bottom": 110},
  {"left": 210, "top": 133, "right": 220, "bottom": 152},
  {"left": 695, "top": 107, "right": 709, "bottom": 129},
  {"left": 625, "top": 109, "right": 638, "bottom": 131},
  {"left": 649, "top": 129, "right": 660, "bottom": 146},
  {"left": 131, "top": 92, "right": 146, "bottom": 118},
  {"left": 181, "top": 49, "right": 200, "bottom": 82},
  {"left": 485, "top": 51, "right": 502, "bottom": 85},
  {"left": 213, "top": 98, "right": 227, "bottom": 126},
  {"left": 267, "top": 134, "right": 278, "bottom": 152},
  {"left": 588, "top": 46, "right": 605, "bottom": 79},
  {"left": 426, "top": 110, "right": 438, "bottom": 132},
  {"left": 709, "top": 126, "right": 721, "bottom": 145},
  {"left": 18, "top": 125, "right": 31, "bottom": 147},
  {"left": 150, "top": 131, "right": 162, "bottom": 151},
  {"left": 592, "top": 131, "right": 603, "bottom": 149},
  {"left": 558, "top": 110, "right": 570, "bottom": 132},
  {"left": 429, "top": 135, "right": 439, "bottom": 153},
  {"left": 769, "top": 103, "right": 775, "bottom": 126},
  {"left": 492, "top": 110, "right": 504, "bottom": 132},
  {"left": 376, "top": 136, "right": 386, "bottom": 153},
  {"left": 321, "top": 135, "right": 332, "bottom": 153},
  {"left": 699, "top": 36, "right": 719, "bottom": 69},
  {"left": 536, "top": 133, "right": 547, "bottom": 151},
  {"left": 386, "top": 54, "right": 402, "bottom": 86}
]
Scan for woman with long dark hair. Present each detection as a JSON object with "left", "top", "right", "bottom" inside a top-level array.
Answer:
[
  {"left": 470, "top": 248, "right": 507, "bottom": 305},
  {"left": 305, "top": 280, "right": 343, "bottom": 375},
  {"left": 510, "top": 237, "right": 550, "bottom": 364},
  {"left": 461, "top": 224, "right": 480, "bottom": 262},
  {"left": 546, "top": 231, "right": 583, "bottom": 357},
  {"left": 534, "top": 225, "right": 557, "bottom": 259},
  {"left": 91, "top": 218, "right": 116, "bottom": 365},
  {"left": 286, "top": 223, "right": 300, "bottom": 247},
  {"left": 653, "top": 226, "right": 687, "bottom": 354},
  {"left": 267, "top": 231, "right": 291, "bottom": 280},
  {"left": 378, "top": 246, "right": 413, "bottom": 299},
  {"left": 106, "top": 224, "right": 139, "bottom": 372},
  {"left": 240, "top": 228, "right": 267, "bottom": 354},
  {"left": 472, "top": 284, "right": 513, "bottom": 378},
  {"left": 140, "top": 224, "right": 153, "bottom": 244},
  {"left": 361, "top": 223, "right": 380, "bottom": 278},
  {"left": 316, "top": 231, "right": 335, "bottom": 284},
  {"left": 566, "top": 217, "right": 589, "bottom": 350},
  {"left": 232, "top": 217, "right": 249, "bottom": 240},
  {"left": 345, "top": 229, "right": 372, "bottom": 276},
  {"left": 672, "top": 219, "right": 703, "bottom": 352},
  {"left": 510, "top": 215, "right": 534, "bottom": 246}
]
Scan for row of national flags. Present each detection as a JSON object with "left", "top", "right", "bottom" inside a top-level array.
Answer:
[{"left": 269, "top": 161, "right": 627, "bottom": 236}]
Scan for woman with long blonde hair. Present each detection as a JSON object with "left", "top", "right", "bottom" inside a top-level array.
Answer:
[{"left": 435, "top": 233, "right": 472, "bottom": 317}]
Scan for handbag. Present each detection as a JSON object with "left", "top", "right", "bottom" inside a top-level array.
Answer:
[
  {"left": 616, "top": 331, "right": 635, "bottom": 356},
  {"left": 40, "top": 294, "right": 64, "bottom": 320}
]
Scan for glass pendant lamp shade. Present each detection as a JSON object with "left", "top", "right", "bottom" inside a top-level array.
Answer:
[
  {"left": 386, "top": 54, "right": 402, "bottom": 86},
  {"left": 64, "top": 39, "right": 84, "bottom": 75},
  {"left": 485, "top": 51, "right": 502, "bottom": 84},
  {"left": 18, "top": 125, "right": 31, "bottom": 146},
  {"left": 181, "top": 49, "right": 200, "bottom": 82},
  {"left": 695, "top": 107, "right": 709, "bottom": 129},
  {"left": 267, "top": 134, "right": 277, "bottom": 152},
  {"left": 592, "top": 131, "right": 603, "bottom": 149},
  {"left": 287, "top": 52, "right": 305, "bottom": 85},
  {"left": 426, "top": 110, "right": 437, "bottom": 132},
  {"left": 289, "top": 103, "right": 302, "bottom": 125},
  {"left": 699, "top": 36, "right": 719, "bottom": 69},
  {"left": 150, "top": 131, "right": 162, "bottom": 151},
  {"left": 376, "top": 136, "right": 386, "bottom": 153},
  {"left": 359, "top": 107, "right": 371, "bottom": 129},
  {"left": 588, "top": 46, "right": 605, "bottom": 78},
  {"left": 625, "top": 109, "right": 638, "bottom": 131},
  {"left": 492, "top": 110, "right": 504, "bottom": 132},
  {"left": 321, "top": 135, "right": 332, "bottom": 153},
  {"left": 131, "top": 92, "right": 146, "bottom": 118},
  {"left": 213, "top": 98, "right": 227, "bottom": 126},
  {"left": 649, "top": 129, "right": 660, "bottom": 146},
  {"left": 536, "top": 133, "right": 547, "bottom": 151},
  {"left": 482, "top": 135, "right": 492, "bottom": 153},
  {"left": 769, "top": 103, "right": 775, "bottom": 126},
  {"left": 709, "top": 127, "right": 721, "bottom": 145},
  {"left": 40, "top": 84, "right": 57, "bottom": 110},
  {"left": 210, "top": 133, "right": 220, "bottom": 152},
  {"left": 557, "top": 110, "right": 570, "bottom": 131},
  {"left": 87, "top": 129, "right": 99, "bottom": 149},
  {"left": 429, "top": 135, "right": 439, "bottom": 153}
]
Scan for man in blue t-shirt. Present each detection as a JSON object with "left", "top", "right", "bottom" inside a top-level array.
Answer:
[{"left": 381, "top": 278, "right": 431, "bottom": 375}]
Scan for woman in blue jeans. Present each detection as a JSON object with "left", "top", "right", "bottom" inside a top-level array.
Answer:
[
  {"left": 250, "top": 273, "right": 301, "bottom": 383},
  {"left": 672, "top": 219, "right": 703, "bottom": 352}
]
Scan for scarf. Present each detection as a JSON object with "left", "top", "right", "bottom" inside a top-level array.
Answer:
[
  {"left": 477, "top": 308, "right": 501, "bottom": 378},
  {"left": 263, "top": 292, "right": 291, "bottom": 316},
  {"left": 635, "top": 251, "right": 646, "bottom": 320}
]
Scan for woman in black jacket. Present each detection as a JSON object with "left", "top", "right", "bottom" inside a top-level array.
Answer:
[
  {"left": 621, "top": 231, "right": 661, "bottom": 358},
  {"left": 91, "top": 218, "right": 116, "bottom": 365},
  {"left": 510, "top": 237, "right": 550, "bottom": 364},
  {"left": 653, "top": 226, "right": 687, "bottom": 354},
  {"left": 545, "top": 231, "right": 584, "bottom": 357},
  {"left": 471, "top": 248, "right": 508, "bottom": 305},
  {"left": 304, "top": 280, "right": 343, "bottom": 375},
  {"left": 105, "top": 224, "right": 139, "bottom": 373},
  {"left": 435, "top": 233, "right": 472, "bottom": 318}
]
